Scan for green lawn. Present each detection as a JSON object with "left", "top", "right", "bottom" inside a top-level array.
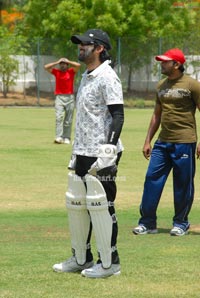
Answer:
[{"left": 0, "top": 107, "right": 200, "bottom": 298}]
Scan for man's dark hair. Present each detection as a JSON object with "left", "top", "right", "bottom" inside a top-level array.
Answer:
[
  {"left": 178, "top": 64, "right": 185, "bottom": 73},
  {"left": 173, "top": 60, "right": 185, "bottom": 73},
  {"left": 99, "top": 49, "right": 111, "bottom": 62},
  {"left": 93, "top": 44, "right": 111, "bottom": 63}
]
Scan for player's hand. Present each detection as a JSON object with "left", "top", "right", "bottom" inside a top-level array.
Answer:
[
  {"left": 88, "top": 144, "right": 117, "bottom": 177},
  {"left": 196, "top": 142, "right": 200, "bottom": 159},
  {"left": 59, "top": 58, "right": 69, "bottom": 64},
  {"left": 142, "top": 142, "right": 152, "bottom": 160},
  {"left": 68, "top": 154, "right": 76, "bottom": 170}
]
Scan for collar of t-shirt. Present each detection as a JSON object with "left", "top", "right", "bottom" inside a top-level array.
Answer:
[{"left": 85, "top": 60, "right": 111, "bottom": 78}]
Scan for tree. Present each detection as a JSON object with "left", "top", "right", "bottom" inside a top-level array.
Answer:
[
  {"left": 18, "top": 0, "right": 196, "bottom": 91},
  {"left": 20, "top": 0, "right": 195, "bottom": 46},
  {"left": 0, "top": 53, "right": 19, "bottom": 97},
  {"left": 119, "top": 0, "right": 196, "bottom": 91},
  {"left": 0, "top": 24, "right": 26, "bottom": 98},
  {"left": 21, "top": 0, "right": 125, "bottom": 53}
]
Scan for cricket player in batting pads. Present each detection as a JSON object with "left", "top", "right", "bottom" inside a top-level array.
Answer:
[{"left": 53, "top": 29, "right": 124, "bottom": 278}]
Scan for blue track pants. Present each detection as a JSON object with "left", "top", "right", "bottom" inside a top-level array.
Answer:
[{"left": 138, "top": 140, "right": 196, "bottom": 231}]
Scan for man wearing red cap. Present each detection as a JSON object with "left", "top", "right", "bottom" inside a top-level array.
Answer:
[{"left": 133, "top": 48, "right": 200, "bottom": 236}]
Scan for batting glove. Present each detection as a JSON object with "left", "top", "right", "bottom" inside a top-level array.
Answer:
[
  {"left": 68, "top": 154, "right": 77, "bottom": 170},
  {"left": 88, "top": 144, "right": 117, "bottom": 177}
]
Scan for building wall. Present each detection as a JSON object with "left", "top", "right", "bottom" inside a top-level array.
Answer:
[{"left": 1, "top": 55, "right": 200, "bottom": 94}]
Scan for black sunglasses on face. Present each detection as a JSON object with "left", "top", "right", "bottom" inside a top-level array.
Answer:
[{"left": 80, "top": 41, "right": 94, "bottom": 46}]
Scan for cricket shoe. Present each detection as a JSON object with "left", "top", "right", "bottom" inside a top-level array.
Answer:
[
  {"left": 170, "top": 227, "right": 188, "bottom": 236},
  {"left": 63, "top": 138, "right": 70, "bottom": 144},
  {"left": 54, "top": 137, "right": 64, "bottom": 144},
  {"left": 133, "top": 225, "right": 158, "bottom": 235},
  {"left": 53, "top": 256, "right": 94, "bottom": 273},
  {"left": 81, "top": 263, "right": 121, "bottom": 278}
]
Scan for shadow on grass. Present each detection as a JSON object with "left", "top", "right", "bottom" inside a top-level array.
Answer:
[{"left": 158, "top": 226, "right": 200, "bottom": 235}]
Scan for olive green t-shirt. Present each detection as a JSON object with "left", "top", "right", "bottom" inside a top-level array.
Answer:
[{"left": 156, "top": 74, "right": 200, "bottom": 143}]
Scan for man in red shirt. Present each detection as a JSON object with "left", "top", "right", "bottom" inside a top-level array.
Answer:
[{"left": 44, "top": 58, "right": 81, "bottom": 144}]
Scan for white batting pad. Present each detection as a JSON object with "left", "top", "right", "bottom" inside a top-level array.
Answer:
[
  {"left": 66, "top": 172, "right": 90, "bottom": 265},
  {"left": 85, "top": 174, "right": 112, "bottom": 268}
]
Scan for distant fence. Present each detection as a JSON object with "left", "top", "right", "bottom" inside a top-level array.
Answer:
[{"left": 1, "top": 36, "right": 200, "bottom": 106}]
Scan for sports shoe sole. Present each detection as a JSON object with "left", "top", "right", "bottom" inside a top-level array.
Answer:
[
  {"left": 53, "top": 260, "right": 94, "bottom": 273},
  {"left": 54, "top": 140, "right": 64, "bottom": 144},
  {"left": 133, "top": 229, "right": 158, "bottom": 235},
  {"left": 170, "top": 230, "right": 188, "bottom": 236},
  {"left": 81, "top": 269, "right": 121, "bottom": 278}
]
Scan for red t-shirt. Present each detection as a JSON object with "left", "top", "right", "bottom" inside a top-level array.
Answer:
[{"left": 51, "top": 68, "right": 75, "bottom": 95}]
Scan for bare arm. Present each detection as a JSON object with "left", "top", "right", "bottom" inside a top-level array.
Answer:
[
  {"left": 44, "top": 59, "right": 61, "bottom": 73},
  {"left": 196, "top": 103, "right": 200, "bottom": 159},
  {"left": 44, "top": 58, "right": 81, "bottom": 74},
  {"left": 142, "top": 102, "right": 162, "bottom": 159},
  {"left": 65, "top": 58, "right": 81, "bottom": 73}
]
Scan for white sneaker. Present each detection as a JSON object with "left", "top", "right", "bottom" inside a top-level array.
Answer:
[
  {"left": 54, "top": 137, "right": 64, "bottom": 144},
  {"left": 170, "top": 227, "right": 188, "bottom": 236},
  {"left": 133, "top": 225, "right": 158, "bottom": 235},
  {"left": 81, "top": 263, "right": 121, "bottom": 278},
  {"left": 53, "top": 256, "right": 94, "bottom": 273},
  {"left": 63, "top": 138, "right": 70, "bottom": 144}
]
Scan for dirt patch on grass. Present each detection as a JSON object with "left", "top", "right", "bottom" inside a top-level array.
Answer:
[
  {"left": 0, "top": 91, "right": 55, "bottom": 107},
  {"left": 0, "top": 90, "right": 155, "bottom": 107}
]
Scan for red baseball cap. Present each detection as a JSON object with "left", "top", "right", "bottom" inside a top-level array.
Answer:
[{"left": 155, "top": 48, "right": 186, "bottom": 64}]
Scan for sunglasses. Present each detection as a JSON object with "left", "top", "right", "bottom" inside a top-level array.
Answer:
[{"left": 80, "top": 41, "right": 94, "bottom": 46}]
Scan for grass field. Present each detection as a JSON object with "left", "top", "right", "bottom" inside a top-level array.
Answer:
[{"left": 0, "top": 107, "right": 200, "bottom": 298}]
